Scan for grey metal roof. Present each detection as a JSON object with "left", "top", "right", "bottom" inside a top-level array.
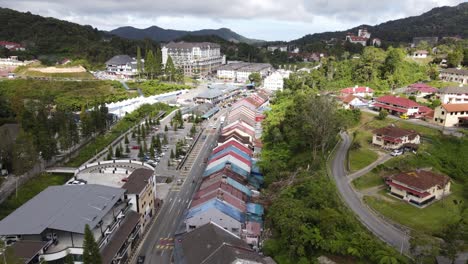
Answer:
[
  {"left": 438, "top": 86, "right": 468, "bottom": 94},
  {"left": 440, "top": 68, "right": 468, "bottom": 75},
  {"left": 106, "top": 55, "right": 134, "bottom": 65},
  {"left": 0, "top": 185, "right": 125, "bottom": 235}
]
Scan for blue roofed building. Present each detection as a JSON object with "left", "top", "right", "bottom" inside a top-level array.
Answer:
[{"left": 186, "top": 199, "right": 245, "bottom": 235}]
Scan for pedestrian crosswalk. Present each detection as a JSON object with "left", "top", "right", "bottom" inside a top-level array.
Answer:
[{"left": 155, "top": 237, "right": 174, "bottom": 250}]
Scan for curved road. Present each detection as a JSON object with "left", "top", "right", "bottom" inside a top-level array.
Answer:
[{"left": 331, "top": 132, "right": 410, "bottom": 254}]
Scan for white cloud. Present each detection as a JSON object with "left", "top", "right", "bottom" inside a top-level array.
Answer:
[{"left": 0, "top": 0, "right": 465, "bottom": 40}]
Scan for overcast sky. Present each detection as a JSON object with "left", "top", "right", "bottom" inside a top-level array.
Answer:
[{"left": 1, "top": 0, "right": 465, "bottom": 41}]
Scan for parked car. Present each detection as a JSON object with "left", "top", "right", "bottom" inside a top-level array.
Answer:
[
  {"left": 400, "top": 114, "right": 409, "bottom": 120},
  {"left": 137, "top": 256, "right": 146, "bottom": 264},
  {"left": 391, "top": 149, "right": 404, "bottom": 156},
  {"left": 131, "top": 145, "right": 140, "bottom": 150},
  {"left": 176, "top": 179, "right": 183, "bottom": 185}
]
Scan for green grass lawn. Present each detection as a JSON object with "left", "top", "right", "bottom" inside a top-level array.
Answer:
[
  {"left": 360, "top": 112, "right": 440, "bottom": 137},
  {"left": 129, "top": 80, "right": 190, "bottom": 96},
  {"left": 353, "top": 170, "right": 384, "bottom": 190},
  {"left": 0, "top": 173, "right": 71, "bottom": 220},
  {"left": 349, "top": 148, "right": 378, "bottom": 172},
  {"left": 364, "top": 182, "right": 464, "bottom": 234},
  {"left": 348, "top": 129, "right": 379, "bottom": 172}
]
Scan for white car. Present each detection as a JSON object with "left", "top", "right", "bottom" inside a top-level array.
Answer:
[{"left": 391, "top": 149, "right": 403, "bottom": 156}]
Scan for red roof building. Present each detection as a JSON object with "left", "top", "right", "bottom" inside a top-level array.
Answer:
[
  {"left": 340, "top": 86, "right": 374, "bottom": 97},
  {"left": 406, "top": 83, "right": 437, "bottom": 96},
  {"left": 386, "top": 170, "right": 451, "bottom": 207},
  {"left": 0, "top": 41, "right": 25, "bottom": 51},
  {"left": 373, "top": 95, "right": 422, "bottom": 116},
  {"left": 372, "top": 125, "right": 420, "bottom": 150}
]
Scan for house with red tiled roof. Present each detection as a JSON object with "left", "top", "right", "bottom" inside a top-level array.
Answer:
[
  {"left": 385, "top": 170, "right": 451, "bottom": 207},
  {"left": 433, "top": 103, "right": 468, "bottom": 128},
  {"left": 373, "top": 95, "right": 423, "bottom": 117},
  {"left": 406, "top": 83, "right": 437, "bottom": 97},
  {"left": 340, "top": 85, "right": 374, "bottom": 97},
  {"left": 0, "top": 41, "right": 25, "bottom": 51},
  {"left": 372, "top": 125, "right": 420, "bottom": 150},
  {"left": 338, "top": 95, "right": 367, "bottom": 109}
]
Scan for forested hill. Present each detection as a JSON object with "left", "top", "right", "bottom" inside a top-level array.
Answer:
[
  {"left": 0, "top": 8, "right": 157, "bottom": 63},
  {"left": 110, "top": 26, "right": 263, "bottom": 44},
  {"left": 294, "top": 2, "right": 468, "bottom": 45}
]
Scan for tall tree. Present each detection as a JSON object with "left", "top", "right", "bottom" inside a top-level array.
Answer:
[
  {"left": 165, "top": 55, "right": 176, "bottom": 82},
  {"left": 155, "top": 47, "right": 163, "bottom": 76},
  {"left": 83, "top": 224, "right": 102, "bottom": 264},
  {"left": 145, "top": 49, "right": 155, "bottom": 79},
  {"left": 136, "top": 46, "right": 142, "bottom": 79}
]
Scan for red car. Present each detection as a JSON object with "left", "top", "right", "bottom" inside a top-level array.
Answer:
[{"left": 131, "top": 145, "right": 140, "bottom": 150}]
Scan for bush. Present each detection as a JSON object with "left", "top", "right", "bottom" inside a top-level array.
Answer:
[{"left": 376, "top": 109, "right": 388, "bottom": 120}]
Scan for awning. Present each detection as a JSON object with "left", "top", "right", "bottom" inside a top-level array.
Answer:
[{"left": 373, "top": 103, "right": 406, "bottom": 113}]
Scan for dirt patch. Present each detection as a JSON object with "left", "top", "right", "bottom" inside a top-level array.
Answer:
[{"left": 28, "top": 65, "right": 86, "bottom": 73}]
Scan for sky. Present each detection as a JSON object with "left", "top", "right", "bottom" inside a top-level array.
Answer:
[{"left": 1, "top": 0, "right": 466, "bottom": 41}]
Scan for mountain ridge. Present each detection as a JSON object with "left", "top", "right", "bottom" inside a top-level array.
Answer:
[
  {"left": 110, "top": 26, "right": 264, "bottom": 44},
  {"left": 293, "top": 2, "right": 468, "bottom": 45}
]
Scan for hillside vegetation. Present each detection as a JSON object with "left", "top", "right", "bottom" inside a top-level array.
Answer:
[{"left": 0, "top": 8, "right": 158, "bottom": 64}]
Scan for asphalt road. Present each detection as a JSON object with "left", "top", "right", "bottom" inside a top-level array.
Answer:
[
  {"left": 331, "top": 132, "right": 410, "bottom": 254},
  {"left": 135, "top": 110, "right": 227, "bottom": 264}
]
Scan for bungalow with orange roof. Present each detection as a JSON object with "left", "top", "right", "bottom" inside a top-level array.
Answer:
[
  {"left": 433, "top": 103, "right": 468, "bottom": 127},
  {"left": 385, "top": 170, "right": 451, "bottom": 207}
]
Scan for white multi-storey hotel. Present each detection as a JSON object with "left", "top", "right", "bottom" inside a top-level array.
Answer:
[{"left": 161, "top": 42, "right": 225, "bottom": 77}]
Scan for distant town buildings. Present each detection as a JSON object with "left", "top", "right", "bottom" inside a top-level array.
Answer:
[
  {"left": 439, "top": 68, "right": 468, "bottom": 85},
  {"left": 161, "top": 42, "right": 225, "bottom": 77},
  {"left": 217, "top": 62, "right": 272, "bottom": 83},
  {"left": 267, "top": 46, "right": 287, "bottom": 52},
  {"left": 105, "top": 55, "right": 142, "bottom": 79},
  {"left": 0, "top": 56, "right": 34, "bottom": 68},
  {"left": 0, "top": 41, "right": 25, "bottom": 51},
  {"left": 385, "top": 170, "right": 450, "bottom": 207},
  {"left": 263, "top": 70, "right": 292, "bottom": 91},
  {"left": 412, "top": 50, "right": 429, "bottom": 58},
  {"left": 345, "top": 28, "right": 381, "bottom": 47}
]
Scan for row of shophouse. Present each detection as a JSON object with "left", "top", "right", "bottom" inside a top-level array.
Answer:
[{"left": 174, "top": 91, "right": 271, "bottom": 263}]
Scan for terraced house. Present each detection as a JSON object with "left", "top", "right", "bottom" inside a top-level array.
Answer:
[{"left": 184, "top": 91, "right": 268, "bottom": 249}]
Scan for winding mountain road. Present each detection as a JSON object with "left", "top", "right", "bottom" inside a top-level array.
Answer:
[{"left": 330, "top": 132, "right": 410, "bottom": 254}]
